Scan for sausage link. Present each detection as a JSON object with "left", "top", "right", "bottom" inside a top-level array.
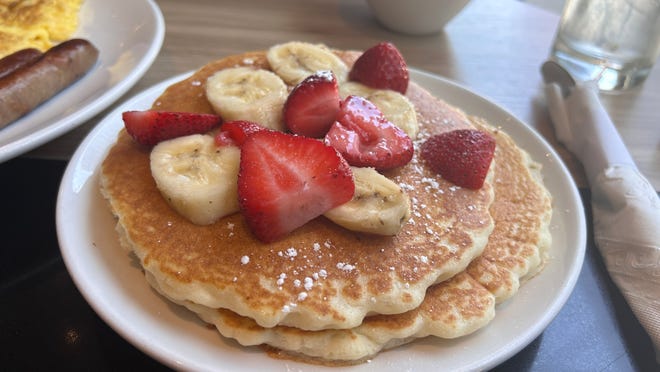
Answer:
[
  {"left": 0, "top": 39, "right": 99, "bottom": 128},
  {"left": 0, "top": 48, "right": 43, "bottom": 80}
]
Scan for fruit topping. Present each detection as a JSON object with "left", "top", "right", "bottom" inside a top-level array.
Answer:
[
  {"left": 283, "top": 70, "right": 340, "bottom": 138},
  {"left": 206, "top": 67, "right": 288, "bottom": 131},
  {"left": 267, "top": 41, "right": 349, "bottom": 85},
  {"left": 349, "top": 42, "right": 409, "bottom": 94},
  {"left": 420, "top": 129, "right": 496, "bottom": 189},
  {"left": 214, "top": 120, "right": 268, "bottom": 146},
  {"left": 339, "top": 81, "right": 419, "bottom": 140},
  {"left": 123, "top": 110, "right": 222, "bottom": 146},
  {"left": 324, "top": 166, "right": 411, "bottom": 236},
  {"left": 325, "top": 95, "right": 413, "bottom": 170},
  {"left": 238, "top": 130, "right": 354, "bottom": 242},
  {"left": 151, "top": 134, "right": 240, "bottom": 225}
]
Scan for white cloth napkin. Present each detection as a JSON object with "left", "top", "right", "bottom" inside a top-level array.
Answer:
[{"left": 544, "top": 79, "right": 660, "bottom": 363}]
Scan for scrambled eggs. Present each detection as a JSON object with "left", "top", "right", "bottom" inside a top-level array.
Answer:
[{"left": 0, "top": 0, "right": 83, "bottom": 57}]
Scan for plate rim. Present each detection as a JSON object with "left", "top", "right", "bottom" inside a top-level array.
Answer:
[
  {"left": 56, "top": 68, "right": 587, "bottom": 371},
  {"left": 0, "top": 0, "right": 165, "bottom": 163}
]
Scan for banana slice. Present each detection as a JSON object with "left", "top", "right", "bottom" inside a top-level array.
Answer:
[
  {"left": 267, "top": 41, "right": 349, "bottom": 85},
  {"left": 340, "top": 81, "right": 419, "bottom": 140},
  {"left": 324, "top": 167, "right": 411, "bottom": 235},
  {"left": 150, "top": 134, "right": 240, "bottom": 225},
  {"left": 206, "top": 67, "right": 288, "bottom": 131}
]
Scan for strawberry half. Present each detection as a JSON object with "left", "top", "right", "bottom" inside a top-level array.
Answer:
[
  {"left": 325, "top": 95, "right": 413, "bottom": 170},
  {"left": 283, "top": 70, "right": 340, "bottom": 138},
  {"left": 214, "top": 120, "right": 268, "bottom": 146},
  {"left": 349, "top": 42, "right": 409, "bottom": 94},
  {"left": 238, "top": 131, "right": 354, "bottom": 243},
  {"left": 122, "top": 110, "right": 222, "bottom": 146},
  {"left": 420, "top": 129, "right": 496, "bottom": 189}
]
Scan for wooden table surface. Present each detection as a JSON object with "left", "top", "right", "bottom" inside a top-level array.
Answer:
[{"left": 26, "top": 0, "right": 660, "bottom": 191}]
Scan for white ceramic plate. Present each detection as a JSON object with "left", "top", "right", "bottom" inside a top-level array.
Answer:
[
  {"left": 0, "top": 0, "right": 164, "bottom": 163},
  {"left": 57, "top": 69, "right": 586, "bottom": 371}
]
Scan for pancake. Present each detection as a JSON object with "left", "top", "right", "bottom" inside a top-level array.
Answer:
[
  {"left": 467, "top": 119, "right": 552, "bottom": 303},
  {"left": 148, "top": 270, "right": 495, "bottom": 365},
  {"left": 143, "top": 119, "right": 552, "bottom": 364},
  {"left": 100, "top": 48, "right": 496, "bottom": 331}
]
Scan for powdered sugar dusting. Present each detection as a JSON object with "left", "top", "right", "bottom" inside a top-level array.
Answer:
[
  {"left": 336, "top": 262, "right": 356, "bottom": 272},
  {"left": 303, "top": 277, "right": 314, "bottom": 291}
]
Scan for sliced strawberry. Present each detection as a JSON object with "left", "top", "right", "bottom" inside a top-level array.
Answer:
[
  {"left": 324, "top": 95, "right": 413, "bottom": 170},
  {"left": 122, "top": 110, "right": 222, "bottom": 146},
  {"left": 214, "top": 120, "right": 268, "bottom": 146},
  {"left": 349, "top": 42, "right": 409, "bottom": 94},
  {"left": 283, "top": 70, "right": 340, "bottom": 138},
  {"left": 420, "top": 129, "right": 496, "bottom": 189},
  {"left": 238, "top": 131, "right": 354, "bottom": 242}
]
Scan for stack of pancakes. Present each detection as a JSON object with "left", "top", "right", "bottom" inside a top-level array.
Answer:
[{"left": 100, "top": 48, "right": 552, "bottom": 365}]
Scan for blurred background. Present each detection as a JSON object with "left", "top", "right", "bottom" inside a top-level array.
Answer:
[{"left": 525, "top": 0, "right": 565, "bottom": 13}]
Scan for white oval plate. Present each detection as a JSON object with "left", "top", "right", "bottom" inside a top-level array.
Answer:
[
  {"left": 57, "top": 69, "right": 586, "bottom": 371},
  {"left": 0, "top": 0, "right": 164, "bottom": 163}
]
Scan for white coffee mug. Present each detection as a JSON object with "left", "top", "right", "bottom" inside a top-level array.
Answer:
[{"left": 367, "top": 0, "right": 471, "bottom": 35}]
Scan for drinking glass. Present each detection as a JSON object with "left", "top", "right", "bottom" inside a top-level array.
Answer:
[{"left": 551, "top": 0, "right": 660, "bottom": 91}]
